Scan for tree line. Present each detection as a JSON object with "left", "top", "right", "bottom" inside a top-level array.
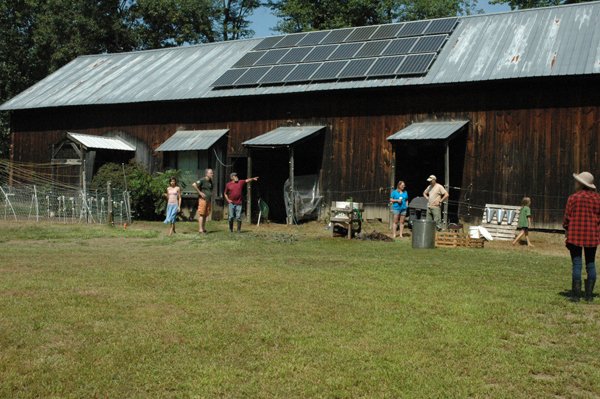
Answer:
[{"left": 0, "top": 0, "right": 590, "bottom": 158}]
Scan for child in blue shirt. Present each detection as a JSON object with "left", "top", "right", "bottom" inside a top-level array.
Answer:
[{"left": 390, "top": 181, "right": 408, "bottom": 239}]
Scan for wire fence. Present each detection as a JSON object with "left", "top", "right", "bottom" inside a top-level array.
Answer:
[
  {"left": 0, "top": 184, "right": 132, "bottom": 224},
  {"left": 0, "top": 159, "right": 134, "bottom": 224}
]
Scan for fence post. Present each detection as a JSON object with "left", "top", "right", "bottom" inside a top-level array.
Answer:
[
  {"left": 34, "top": 185, "right": 39, "bottom": 222},
  {"left": 107, "top": 181, "right": 114, "bottom": 227}
]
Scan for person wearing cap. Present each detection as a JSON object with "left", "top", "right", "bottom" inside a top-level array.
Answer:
[
  {"left": 423, "top": 175, "right": 449, "bottom": 230},
  {"left": 224, "top": 172, "right": 259, "bottom": 233},
  {"left": 563, "top": 171, "right": 600, "bottom": 302}
]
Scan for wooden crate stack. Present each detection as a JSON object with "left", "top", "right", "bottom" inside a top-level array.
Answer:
[
  {"left": 435, "top": 232, "right": 485, "bottom": 248},
  {"left": 480, "top": 204, "right": 520, "bottom": 241}
]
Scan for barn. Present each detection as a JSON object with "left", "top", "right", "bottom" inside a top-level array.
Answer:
[{"left": 1, "top": 2, "right": 599, "bottom": 228}]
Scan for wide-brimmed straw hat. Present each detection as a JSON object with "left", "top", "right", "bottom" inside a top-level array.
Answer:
[{"left": 573, "top": 171, "right": 596, "bottom": 190}]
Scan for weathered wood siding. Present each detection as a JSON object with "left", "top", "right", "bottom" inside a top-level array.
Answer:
[{"left": 9, "top": 76, "right": 600, "bottom": 228}]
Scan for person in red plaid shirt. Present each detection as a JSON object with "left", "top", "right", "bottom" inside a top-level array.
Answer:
[{"left": 563, "top": 171, "right": 600, "bottom": 302}]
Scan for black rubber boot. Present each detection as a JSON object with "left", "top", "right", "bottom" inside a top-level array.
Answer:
[
  {"left": 572, "top": 279, "right": 581, "bottom": 302},
  {"left": 236, "top": 221, "right": 242, "bottom": 232},
  {"left": 585, "top": 278, "right": 596, "bottom": 302},
  {"left": 228, "top": 220, "right": 234, "bottom": 232}
]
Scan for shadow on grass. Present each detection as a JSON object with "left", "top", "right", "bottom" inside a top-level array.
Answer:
[{"left": 558, "top": 289, "right": 597, "bottom": 301}]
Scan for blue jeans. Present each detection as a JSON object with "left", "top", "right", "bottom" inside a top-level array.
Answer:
[
  {"left": 228, "top": 203, "right": 242, "bottom": 222},
  {"left": 568, "top": 244, "right": 597, "bottom": 281}
]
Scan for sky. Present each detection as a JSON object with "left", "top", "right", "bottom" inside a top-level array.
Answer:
[{"left": 249, "top": 1, "right": 511, "bottom": 38}]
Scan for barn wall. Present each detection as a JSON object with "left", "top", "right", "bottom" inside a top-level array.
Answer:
[{"left": 9, "top": 76, "right": 600, "bottom": 228}]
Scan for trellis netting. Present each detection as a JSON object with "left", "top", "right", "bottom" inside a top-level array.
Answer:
[
  {"left": 0, "top": 185, "right": 131, "bottom": 224},
  {"left": 0, "top": 160, "right": 132, "bottom": 224}
]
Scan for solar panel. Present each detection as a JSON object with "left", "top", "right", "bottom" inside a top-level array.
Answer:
[
  {"left": 396, "top": 53, "right": 436, "bottom": 75},
  {"left": 253, "top": 36, "right": 284, "bottom": 50},
  {"left": 344, "top": 26, "right": 378, "bottom": 42},
  {"left": 303, "top": 45, "right": 338, "bottom": 62},
  {"left": 254, "top": 49, "right": 290, "bottom": 66},
  {"left": 297, "top": 31, "right": 330, "bottom": 46},
  {"left": 311, "top": 61, "right": 348, "bottom": 81},
  {"left": 233, "top": 66, "right": 272, "bottom": 86},
  {"left": 328, "top": 43, "right": 363, "bottom": 60},
  {"left": 338, "top": 58, "right": 376, "bottom": 79},
  {"left": 371, "top": 24, "right": 404, "bottom": 40},
  {"left": 278, "top": 47, "right": 313, "bottom": 64},
  {"left": 273, "top": 33, "right": 308, "bottom": 48},
  {"left": 397, "top": 21, "right": 430, "bottom": 37},
  {"left": 410, "top": 35, "right": 447, "bottom": 54},
  {"left": 233, "top": 51, "right": 266, "bottom": 67},
  {"left": 424, "top": 18, "right": 458, "bottom": 35},
  {"left": 355, "top": 40, "right": 390, "bottom": 58},
  {"left": 284, "top": 63, "right": 321, "bottom": 82},
  {"left": 367, "top": 56, "right": 405, "bottom": 76},
  {"left": 211, "top": 68, "right": 248, "bottom": 87},
  {"left": 320, "top": 28, "right": 354, "bottom": 44},
  {"left": 382, "top": 37, "right": 418, "bottom": 56},
  {"left": 259, "top": 64, "right": 296, "bottom": 84}
]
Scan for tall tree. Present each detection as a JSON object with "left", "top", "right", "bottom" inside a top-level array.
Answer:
[
  {"left": 130, "top": 0, "right": 217, "bottom": 46},
  {"left": 489, "top": 0, "right": 590, "bottom": 9},
  {"left": 218, "top": 0, "right": 262, "bottom": 41},
  {"left": 267, "top": 0, "right": 478, "bottom": 33}
]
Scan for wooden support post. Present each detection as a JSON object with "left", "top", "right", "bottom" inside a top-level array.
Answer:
[
  {"left": 444, "top": 141, "right": 450, "bottom": 229},
  {"left": 246, "top": 153, "right": 252, "bottom": 223},
  {"left": 288, "top": 146, "right": 295, "bottom": 225}
]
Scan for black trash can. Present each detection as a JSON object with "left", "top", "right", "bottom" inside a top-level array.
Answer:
[{"left": 412, "top": 219, "right": 436, "bottom": 249}]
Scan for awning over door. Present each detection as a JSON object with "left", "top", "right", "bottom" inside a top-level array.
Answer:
[
  {"left": 155, "top": 129, "right": 229, "bottom": 151},
  {"left": 386, "top": 121, "right": 469, "bottom": 141},
  {"left": 242, "top": 126, "right": 326, "bottom": 147},
  {"left": 67, "top": 132, "right": 136, "bottom": 151}
]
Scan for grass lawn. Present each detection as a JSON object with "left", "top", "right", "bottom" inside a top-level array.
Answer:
[{"left": 0, "top": 220, "right": 599, "bottom": 398}]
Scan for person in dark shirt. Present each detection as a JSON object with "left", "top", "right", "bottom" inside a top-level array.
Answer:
[
  {"left": 224, "top": 172, "right": 259, "bottom": 232},
  {"left": 192, "top": 168, "right": 214, "bottom": 234}
]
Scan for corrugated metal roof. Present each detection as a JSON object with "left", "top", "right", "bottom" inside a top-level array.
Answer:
[
  {"left": 386, "top": 120, "right": 469, "bottom": 141},
  {"left": 1, "top": 2, "right": 599, "bottom": 110},
  {"left": 243, "top": 126, "right": 326, "bottom": 147},
  {"left": 67, "top": 132, "right": 136, "bottom": 151},
  {"left": 0, "top": 40, "right": 261, "bottom": 111},
  {"left": 155, "top": 129, "right": 229, "bottom": 151}
]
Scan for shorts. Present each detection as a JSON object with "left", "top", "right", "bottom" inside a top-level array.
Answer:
[
  {"left": 517, "top": 227, "right": 529, "bottom": 233},
  {"left": 392, "top": 209, "right": 407, "bottom": 216},
  {"left": 197, "top": 198, "right": 212, "bottom": 217}
]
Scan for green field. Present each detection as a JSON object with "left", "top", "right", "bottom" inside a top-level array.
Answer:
[{"left": 1, "top": 221, "right": 598, "bottom": 398}]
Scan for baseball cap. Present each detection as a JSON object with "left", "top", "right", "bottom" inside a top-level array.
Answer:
[
  {"left": 427, "top": 175, "right": 437, "bottom": 182},
  {"left": 230, "top": 172, "right": 238, "bottom": 179}
]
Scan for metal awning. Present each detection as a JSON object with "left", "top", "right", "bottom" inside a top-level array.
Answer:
[
  {"left": 242, "top": 126, "right": 326, "bottom": 147},
  {"left": 155, "top": 129, "right": 229, "bottom": 152},
  {"left": 386, "top": 121, "right": 469, "bottom": 141},
  {"left": 67, "top": 132, "right": 136, "bottom": 151}
]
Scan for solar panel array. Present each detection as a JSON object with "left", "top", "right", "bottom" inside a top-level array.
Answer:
[{"left": 211, "top": 17, "right": 458, "bottom": 89}]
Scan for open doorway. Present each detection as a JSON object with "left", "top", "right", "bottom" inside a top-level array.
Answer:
[
  {"left": 389, "top": 122, "right": 468, "bottom": 225},
  {"left": 244, "top": 126, "right": 326, "bottom": 224}
]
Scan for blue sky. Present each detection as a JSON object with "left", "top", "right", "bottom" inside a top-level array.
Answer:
[{"left": 249, "top": 1, "right": 511, "bottom": 37}]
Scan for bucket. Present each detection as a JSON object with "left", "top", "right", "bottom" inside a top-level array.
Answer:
[
  {"left": 412, "top": 220, "right": 436, "bottom": 249},
  {"left": 469, "top": 226, "right": 480, "bottom": 239}
]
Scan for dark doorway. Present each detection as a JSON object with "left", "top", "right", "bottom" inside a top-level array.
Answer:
[
  {"left": 393, "top": 130, "right": 467, "bottom": 224},
  {"left": 249, "top": 134, "right": 325, "bottom": 223}
]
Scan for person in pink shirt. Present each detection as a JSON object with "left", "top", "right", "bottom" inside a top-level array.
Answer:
[{"left": 224, "top": 172, "right": 259, "bottom": 232}]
